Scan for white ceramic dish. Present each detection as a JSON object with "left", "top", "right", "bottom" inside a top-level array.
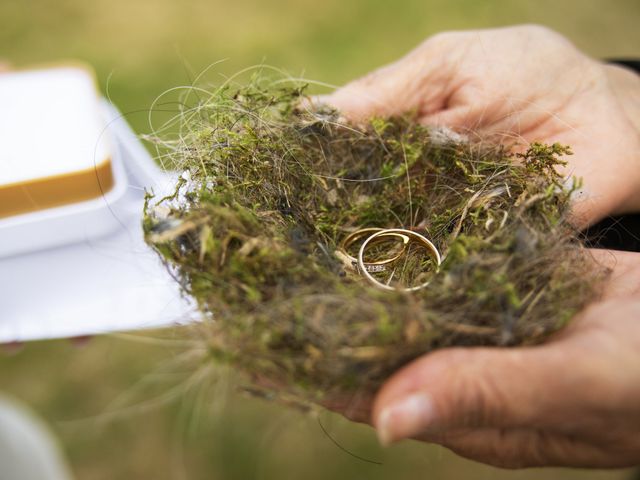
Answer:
[{"left": 0, "top": 102, "right": 198, "bottom": 342}]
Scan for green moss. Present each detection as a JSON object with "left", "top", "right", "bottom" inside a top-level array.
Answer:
[{"left": 143, "top": 75, "right": 605, "bottom": 407}]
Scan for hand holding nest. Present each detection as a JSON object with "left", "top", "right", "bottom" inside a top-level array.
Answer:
[
  {"left": 326, "top": 24, "right": 640, "bottom": 227},
  {"left": 324, "top": 25, "right": 640, "bottom": 468}
]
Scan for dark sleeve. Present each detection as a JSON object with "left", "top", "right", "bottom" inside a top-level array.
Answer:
[
  {"left": 584, "top": 59, "right": 640, "bottom": 252},
  {"left": 585, "top": 215, "right": 640, "bottom": 252},
  {"left": 607, "top": 59, "right": 640, "bottom": 74}
]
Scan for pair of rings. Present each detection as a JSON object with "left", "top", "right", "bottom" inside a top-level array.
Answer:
[{"left": 339, "top": 227, "right": 442, "bottom": 292}]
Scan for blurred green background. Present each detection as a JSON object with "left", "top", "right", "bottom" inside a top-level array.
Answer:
[{"left": 1, "top": 0, "right": 639, "bottom": 478}]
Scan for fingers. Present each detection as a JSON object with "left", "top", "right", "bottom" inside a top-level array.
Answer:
[
  {"left": 322, "top": 35, "right": 459, "bottom": 122},
  {"left": 372, "top": 347, "right": 543, "bottom": 444},
  {"left": 372, "top": 297, "right": 640, "bottom": 448},
  {"left": 420, "top": 105, "right": 474, "bottom": 129},
  {"left": 417, "top": 427, "right": 628, "bottom": 469},
  {"left": 371, "top": 343, "right": 599, "bottom": 445},
  {"left": 322, "top": 390, "right": 373, "bottom": 424},
  {"left": 322, "top": 62, "right": 419, "bottom": 121},
  {"left": 589, "top": 249, "right": 640, "bottom": 300}
]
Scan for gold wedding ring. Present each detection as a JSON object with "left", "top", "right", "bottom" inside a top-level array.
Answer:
[
  {"left": 340, "top": 227, "right": 410, "bottom": 273},
  {"left": 357, "top": 228, "right": 441, "bottom": 292}
]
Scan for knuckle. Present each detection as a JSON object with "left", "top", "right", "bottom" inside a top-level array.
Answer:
[
  {"left": 419, "top": 30, "right": 466, "bottom": 50},
  {"left": 522, "top": 430, "right": 556, "bottom": 466},
  {"left": 441, "top": 351, "right": 510, "bottom": 427},
  {"left": 516, "top": 23, "right": 554, "bottom": 35},
  {"left": 514, "top": 24, "right": 575, "bottom": 51},
  {"left": 462, "top": 374, "right": 505, "bottom": 426},
  {"left": 479, "top": 430, "right": 551, "bottom": 469}
]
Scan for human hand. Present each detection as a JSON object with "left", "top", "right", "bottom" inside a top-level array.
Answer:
[
  {"left": 320, "top": 27, "right": 640, "bottom": 467},
  {"left": 323, "top": 25, "right": 640, "bottom": 227},
  {"left": 370, "top": 250, "right": 640, "bottom": 468},
  {"left": 323, "top": 250, "right": 640, "bottom": 468}
]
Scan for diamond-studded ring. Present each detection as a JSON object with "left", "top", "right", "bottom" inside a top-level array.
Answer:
[
  {"left": 357, "top": 228, "right": 441, "bottom": 292},
  {"left": 340, "top": 227, "right": 409, "bottom": 273}
]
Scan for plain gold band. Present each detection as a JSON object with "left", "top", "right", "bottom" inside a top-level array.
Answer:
[
  {"left": 357, "top": 228, "right": 441, "bottom": 292},
  {"left": 340, "top": 227, "right": 409, "bottom": 270}
]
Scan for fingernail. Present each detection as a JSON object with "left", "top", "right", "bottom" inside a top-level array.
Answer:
[{"left": 376, "top": 391, "right": 436, "bottom": 446}]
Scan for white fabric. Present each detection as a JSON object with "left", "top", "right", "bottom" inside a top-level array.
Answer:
[{"left": 0, "top": 395, "right": 73, "bottom": 480}]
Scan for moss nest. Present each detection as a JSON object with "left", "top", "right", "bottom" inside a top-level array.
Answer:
[{"left": 143, "top": 75, "right": 605, "bottom": 408}]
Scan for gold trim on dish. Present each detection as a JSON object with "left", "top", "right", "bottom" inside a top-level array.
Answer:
[{"left": 0, "top": 157, "right": 114, "bottom": 218}]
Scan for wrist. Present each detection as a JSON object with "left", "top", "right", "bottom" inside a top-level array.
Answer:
[
  {"left": 604, "top": 63, "right": 640, "bottom": 134},
  {"left": 602, "top": 63, "right": 640, "bottom": 216}
]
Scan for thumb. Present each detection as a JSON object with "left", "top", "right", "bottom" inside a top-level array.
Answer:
[
  {"left": 372, "top": 345, "right": 576, "bottom": 445},
  {"left": 322, "top": 39, "right": 455, "bottom": 122},
  {"left": 589, "top": 249, "right": 640, "bottom": 300}
]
